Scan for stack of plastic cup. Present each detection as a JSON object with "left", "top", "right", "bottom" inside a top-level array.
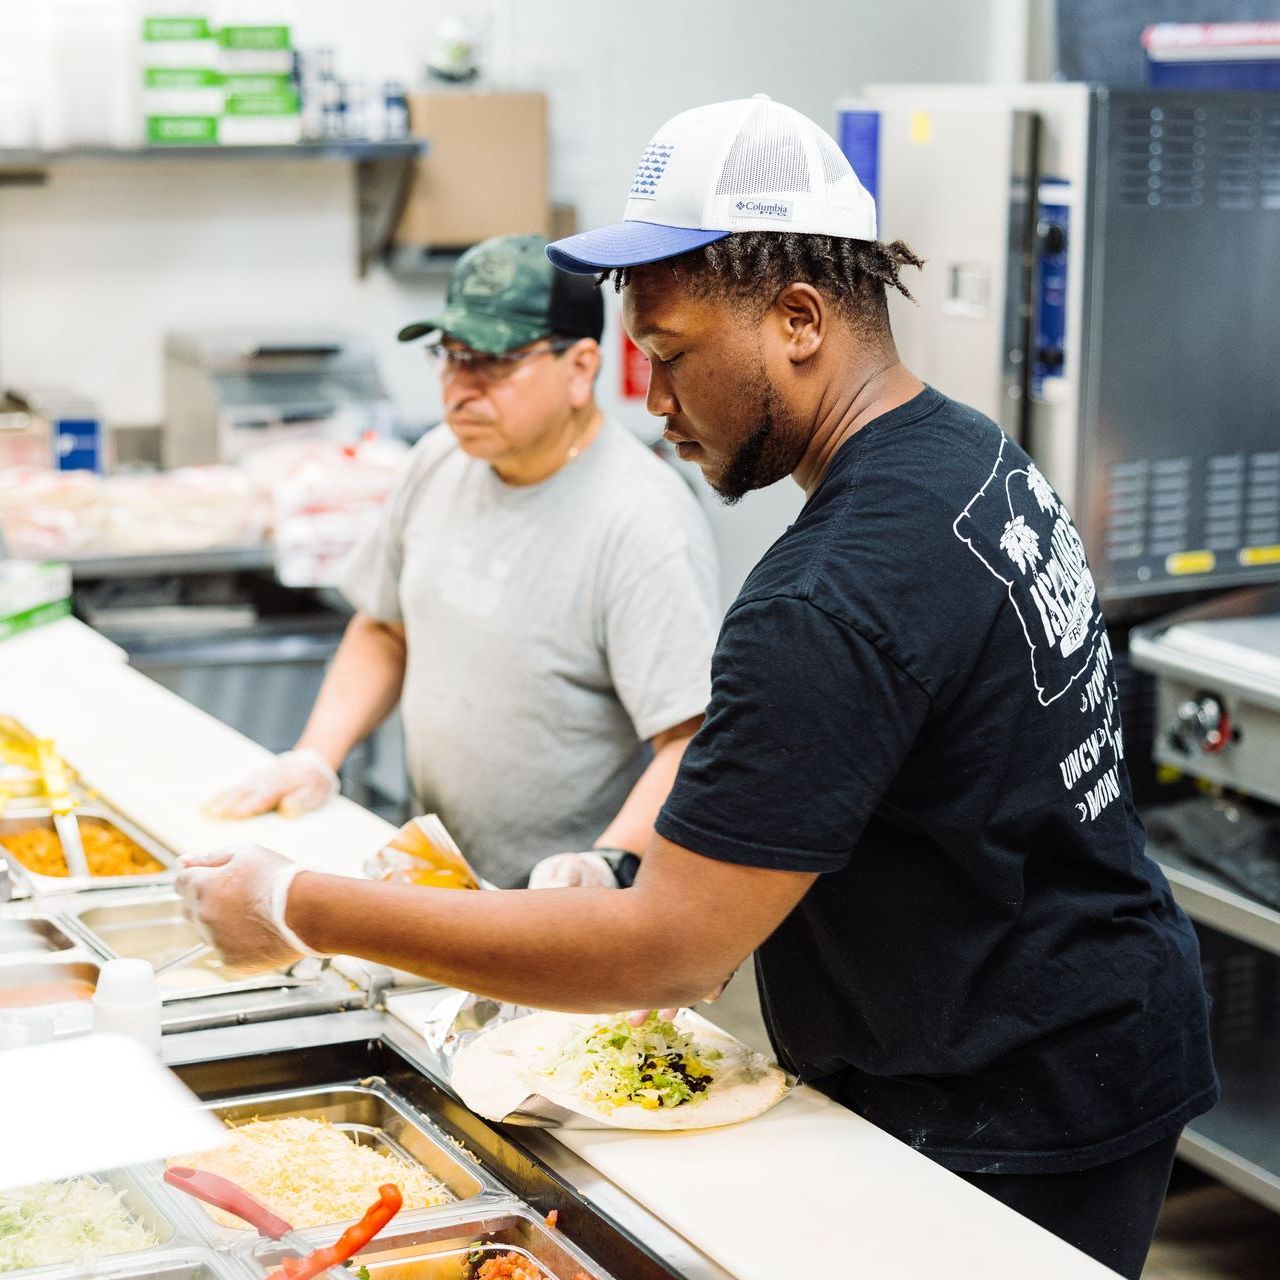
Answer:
[
  {"left": 92, "top": 958, "right": 162, "bottom": 1054},
  {"left": 0, "top": 1012, "right": 55, "bottom": 1050}
]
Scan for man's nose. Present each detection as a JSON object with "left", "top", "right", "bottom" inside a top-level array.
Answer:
[
  {"left": 645, "top": 364, "right": 677, "bottom": 419},
  {"left": 442, "top": 365, "right": 487, "bottom": 410},
  {"left": 441, "top": 360, "right": 487, "bottom": 394}
]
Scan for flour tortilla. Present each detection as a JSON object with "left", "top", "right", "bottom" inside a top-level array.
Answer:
[{"left": 451, "top": 1010, "right": 789, "bottom": 1130}]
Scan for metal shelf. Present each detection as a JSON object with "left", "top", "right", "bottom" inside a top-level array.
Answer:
[
  {"left": 64, "top": 543, "right": 274, "bottom": 580},
  {"left": 1179, "top": 1033, "right": 1280, "bottom": 1214},
  {"left": 0, "top": 139, "right": 427, "bottom": 276},
  {"left": 0, "top": 140, "right": 423, "bottom": 166},
  {"left": 1152, "top": 842, "right": 1280, "bottom": 960}
]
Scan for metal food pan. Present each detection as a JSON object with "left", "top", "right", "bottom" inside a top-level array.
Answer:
[
  {"left": 0, "top": 917, "right": 76, "bottom": 959},
  {"left": 0, "top": 762, "right": 44, "bottom": 800},
  {"left": 0, "top": 957, "right": 100, "bottom": 1010},
  {"left": 244, "top": 1204, "right": 614, "bottom": 1280},
  {"left": 0, "top": 808, "right": 177, "bottom": 895},
  {"left": 165, "top": 1084, "right": 492, "bottom": 1242},
  {"left": 59, "top": 1246, "right": 247, "bottom": 1280},
  {"left": 69, "top": 894, "right": 305, "bottom": 1004},
  {"left": 0, "top": 1166, "right": 189, "bottom": 1278}
]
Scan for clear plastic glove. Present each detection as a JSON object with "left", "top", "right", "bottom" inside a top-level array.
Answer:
[
  {"left": 203, "top": 748, "right": 339, "bottom": 821},
  {"left": 527, "top": 851, "right": 620, "bottom": 890},
  {"left": 176, "top": 845, "right": 329, "bottom": 973}
]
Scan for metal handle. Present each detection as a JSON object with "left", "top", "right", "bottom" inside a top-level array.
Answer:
[
  {"left": 243, "top": 344, "right": 342, "bottom": 360},
  {"left": 151, "top": 942, "right": 213, "bottom": 976}
]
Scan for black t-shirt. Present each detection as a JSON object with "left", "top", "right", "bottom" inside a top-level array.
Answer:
[{"left": 657, "top": 387, "right": 1218, "bottom": 1175}]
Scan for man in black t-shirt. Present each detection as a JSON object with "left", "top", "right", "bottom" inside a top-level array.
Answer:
[
  {"left": 180, "top": 97, "right": 1216, "bottom": 1279},
  {"left": 545, "top": 96, "right": 1217, "bottom": 1277}
]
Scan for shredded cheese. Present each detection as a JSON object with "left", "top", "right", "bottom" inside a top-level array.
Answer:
[{"left": 172, "top": 1116, "right": 454, "bottom": 1230}]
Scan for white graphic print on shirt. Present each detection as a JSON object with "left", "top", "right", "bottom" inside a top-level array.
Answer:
[{"left": 953, "top": 436, "right": 1126, "bottom": 823}]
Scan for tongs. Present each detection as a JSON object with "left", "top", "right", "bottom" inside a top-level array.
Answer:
[
  {"left": 0, "top": 718, "right": 89, "bottom": 877},
  {"left": 35, "top": 738, "right": 89, "bottom": 880},
  {"left": 164, "top": 1166, "right": 402, "bottom": 1280},
  {"left": 151, "top": 941, "right": 217, "bottom": 976}
]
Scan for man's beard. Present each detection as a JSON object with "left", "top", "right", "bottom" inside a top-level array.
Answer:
[{"left": 711, "top": 376, "right": 805, "bottom": 505}]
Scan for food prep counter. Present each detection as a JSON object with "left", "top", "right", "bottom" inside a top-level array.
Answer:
[{"left": 0, "top": 619, "right": 1120, "bottom": 1280}]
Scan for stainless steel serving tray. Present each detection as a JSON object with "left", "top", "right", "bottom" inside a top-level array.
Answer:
[
  {"left": 0, "top": 956, "right": 100, "bottom": 1011},
  {"left": 0, "top": 916, "right": 77, "bottom": 957},
  {"left": 0, "top": 1165, "right": 190, "bottom": 1280},
  {"left": 244, "top": 1203, "right": 615, "bottom": 1280},
  {"left": 171, "top": 1082, "right": 498, "bottom": 1244},
  {"left": 52, "top": 1246, "right": 246, "bottom": 1280},
  {"left": 0, "top": 806, "right": 178, "bottom": 896},
  {"left": 167, "top": 1030, "right": 697, "bottom": 1280},
  {"left": 66, "top": 893, "right": 306, "bottom": 1004}
]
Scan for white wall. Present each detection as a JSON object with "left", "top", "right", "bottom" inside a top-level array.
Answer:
[{"left": 0, "top": 0, "right": 1031, "bottom": 598}]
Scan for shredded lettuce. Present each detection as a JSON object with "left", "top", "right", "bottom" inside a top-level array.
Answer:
[
  {"left": 0, "top": 1177, "right": 156, "bottom": 1271},
  {"left": 544, "top": 1014, "right": 720, "bottom": 1111}
]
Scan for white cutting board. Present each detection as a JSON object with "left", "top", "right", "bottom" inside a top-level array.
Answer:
[
  {"left": 386, "top": 993, "right": 1117, "bottom": 1280},
  {"left": 3, "top": 637, "right": 392, "bottom": 874}
]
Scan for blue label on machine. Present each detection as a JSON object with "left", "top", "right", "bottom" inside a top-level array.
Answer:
[
  {"left": 838, "top": 108, "right": 880, "bottom": 208},
  {"left": 55, "top": 418, "right": 103, "bottom": 472},
  {"left": 1032, "top": 177, "right": 1071, "bottom": 401}
]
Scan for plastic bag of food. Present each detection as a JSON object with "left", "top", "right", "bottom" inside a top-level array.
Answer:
[{"left": 363, "top": 814, "right": 480, "bottom": 890}]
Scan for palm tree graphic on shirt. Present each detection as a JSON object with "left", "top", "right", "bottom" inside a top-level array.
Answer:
[{"left": 999, "top": 515, "right": 1042, "bottom": 574}]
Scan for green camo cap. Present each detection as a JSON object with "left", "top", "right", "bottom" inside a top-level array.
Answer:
[{"left": 397, "top": 234, "right": 604, "bottom": 355}]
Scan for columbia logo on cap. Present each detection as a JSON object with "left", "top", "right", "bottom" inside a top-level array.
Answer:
[{"left": 734, "top": 198, "right": 793, "bottom": 220}]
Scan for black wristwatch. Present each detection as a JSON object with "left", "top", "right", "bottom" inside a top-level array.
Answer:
[{"left": 594, "top": 847, "right": 642, "bottom": 887}]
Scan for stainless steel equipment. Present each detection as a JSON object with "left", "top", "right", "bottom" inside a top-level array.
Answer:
[
  {"left": 1131, "top": 584, "right": 1280, "bottom": 804},
  {"left": 68, "top": 893, "right": 307, "bottom": 1003},
  {"left": 164, "top": 330, "right": 395, "bottom": 467},
  {"left": 168, "top": 1026, "right": 700, "bottom": 1280},
  {"left": 0, "top": 806, "right": 177, "bottom": 896},
  {"left": 841, "top": 85, "right": 1280, "bottom": 602},
  {"left": 180, "top": 1081, "right": 493, "bottom": 1245},
  {"left": 250, "top": 1204, "right": 613, "bottom": 1280}
]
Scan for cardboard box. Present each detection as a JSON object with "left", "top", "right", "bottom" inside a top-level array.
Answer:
[{"left": 394, "top": 91, "right": 549, "bottom": 249}]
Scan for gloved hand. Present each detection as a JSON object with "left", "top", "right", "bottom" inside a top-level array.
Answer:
[
  {"left": 527, "top": 851, "right": 621, "bottom": 890},
  {"left": 176, "top": 845, "right": 329, "bottom": 973},
  {"left": 204, "top": 748, "right": 339, "bottom": 820}
]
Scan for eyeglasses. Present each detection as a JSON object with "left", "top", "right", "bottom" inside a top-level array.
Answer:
[{"left": 424, "top": 339, "right": 578, "bottom": 385}]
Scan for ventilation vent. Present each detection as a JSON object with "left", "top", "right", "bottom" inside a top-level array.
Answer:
[
  {"left": 1215, "top": 107, "right": 1280, "bottom": 211},
  {"left": 1246, "top": 450, "right": 1280, "bottom": 545},
  {"left": 1116, "top": 103, "right": 1208, "bottom": 209},
  {"left": 715, "top": 100, "right": 812, "bottom": 196}
]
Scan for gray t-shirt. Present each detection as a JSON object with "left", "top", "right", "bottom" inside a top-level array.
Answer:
[{"left": 339, "top": 420, "right": 720, "bottom": 886}]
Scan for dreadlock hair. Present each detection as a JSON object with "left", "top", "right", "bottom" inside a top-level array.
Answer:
[{"left": 601, "top": 232, "right": 924, "bottom": 342}]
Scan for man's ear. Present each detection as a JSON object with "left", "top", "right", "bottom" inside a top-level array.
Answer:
[
  {"left": 566, "top": 339, "right": 602, "bottom": 405},
  {"left": 771, "top": 283, "right": 825, "bottom": 364}
]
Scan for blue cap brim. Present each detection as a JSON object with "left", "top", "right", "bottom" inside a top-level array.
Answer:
[{"left": 546, "top": 222, "right": 729, "bottom": 275}]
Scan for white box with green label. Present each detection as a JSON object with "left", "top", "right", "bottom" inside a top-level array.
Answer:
[
  {"left": 141, "top": 11, "right": 222, "bottom": 145},
  {"left": 0, "top": 562, "right": 72, "bottom": 642},
  {"left": 217, "top": 12, "right": 299, "bottom": 144}
]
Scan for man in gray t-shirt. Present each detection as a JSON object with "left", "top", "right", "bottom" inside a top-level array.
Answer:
[{"left": 206, "top": 235, "right": 718, "bottom": 887}]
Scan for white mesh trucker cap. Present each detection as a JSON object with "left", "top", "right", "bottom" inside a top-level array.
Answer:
[{"left": 546, "top": 94, "right": 877, "bottom": 275}]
